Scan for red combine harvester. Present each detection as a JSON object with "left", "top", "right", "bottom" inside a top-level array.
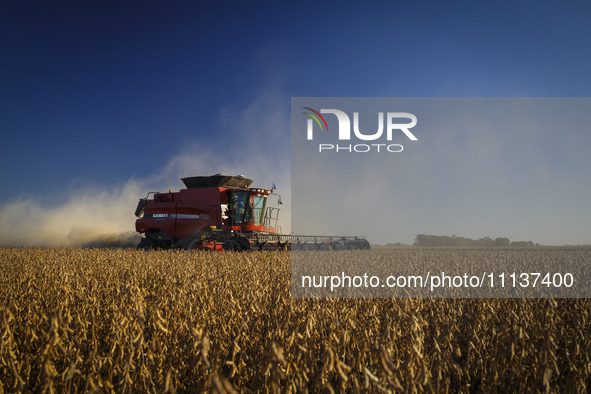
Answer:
[{"left": 135, "top": 174, "right": 370, "bottom": 251}]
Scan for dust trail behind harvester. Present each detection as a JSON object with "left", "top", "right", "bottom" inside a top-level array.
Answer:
[
  {"left": 0, "top": 156, "right": 290, "bottom": 248},
  {"left": 0, "top": 180, "right": 145, "bottom": 247},
  {"left": 0, "top": 84, "right": 291, "bottom": 248}
]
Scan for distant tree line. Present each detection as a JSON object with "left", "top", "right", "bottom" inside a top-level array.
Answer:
[{"left": 413, "top": 234, "right": 537, "bottom": 247}]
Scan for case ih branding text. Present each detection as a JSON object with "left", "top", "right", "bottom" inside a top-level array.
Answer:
[{"left": 303, "top": 107, "right": 418, "bottom": 153}]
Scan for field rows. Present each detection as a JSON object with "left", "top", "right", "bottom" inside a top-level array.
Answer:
[{"left": 1, "top": 248, "right": 590, "bottom": 392}]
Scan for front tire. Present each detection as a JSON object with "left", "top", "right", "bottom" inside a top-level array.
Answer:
[{"left": 137, "top": 237, "right": 155, "bottom": 251}]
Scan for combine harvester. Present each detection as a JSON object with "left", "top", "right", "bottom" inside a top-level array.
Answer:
[{"left": 135, "top": 174, "right": 370, "bottom": 251}]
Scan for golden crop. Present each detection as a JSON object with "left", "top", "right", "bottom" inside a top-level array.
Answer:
[{"left": 1, "top": 247, "right": 590, "bottom": 392}]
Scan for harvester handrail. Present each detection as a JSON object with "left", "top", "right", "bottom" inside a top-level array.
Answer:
[{"left": 145, "top": 191, "right": 160, "bottom": 200}]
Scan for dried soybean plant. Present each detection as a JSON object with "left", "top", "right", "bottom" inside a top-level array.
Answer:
[{"left": 0, "top": 247, "right": 590, "bottom": 392}]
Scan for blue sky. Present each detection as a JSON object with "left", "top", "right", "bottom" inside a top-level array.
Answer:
[{"left": 1, "top": 1, "right": 591, "bottom": 245}]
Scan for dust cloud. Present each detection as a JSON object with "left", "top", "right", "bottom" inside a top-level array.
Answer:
[{"left": 0, "top": 82, "right": 291, "bottom": 247}]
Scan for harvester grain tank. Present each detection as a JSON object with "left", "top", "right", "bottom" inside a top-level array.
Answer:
[{"left": 135, "top": 174, "right": 370, "bottom": 251}]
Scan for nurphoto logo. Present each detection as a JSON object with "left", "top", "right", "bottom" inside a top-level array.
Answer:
[{"left": 303, "top": 107, "right": 418, "bottom": 153}]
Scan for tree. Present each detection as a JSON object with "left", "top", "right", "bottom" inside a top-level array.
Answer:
[{"left": 494, "top": 237, "right": 510, "bottom": 246}]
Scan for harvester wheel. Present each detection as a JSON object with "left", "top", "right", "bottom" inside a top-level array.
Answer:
[
  {"left": 137, "top": 237, "right": 155, "bottom": 251},
  {"left": 220, "top": 236, "right": 251, "bottom": 251},
  {"left": 184, "top": 237, "right": 201, "bottom": 250},
  {"left": 237, "top": 237, "right": 251, "bottom": 251}
]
